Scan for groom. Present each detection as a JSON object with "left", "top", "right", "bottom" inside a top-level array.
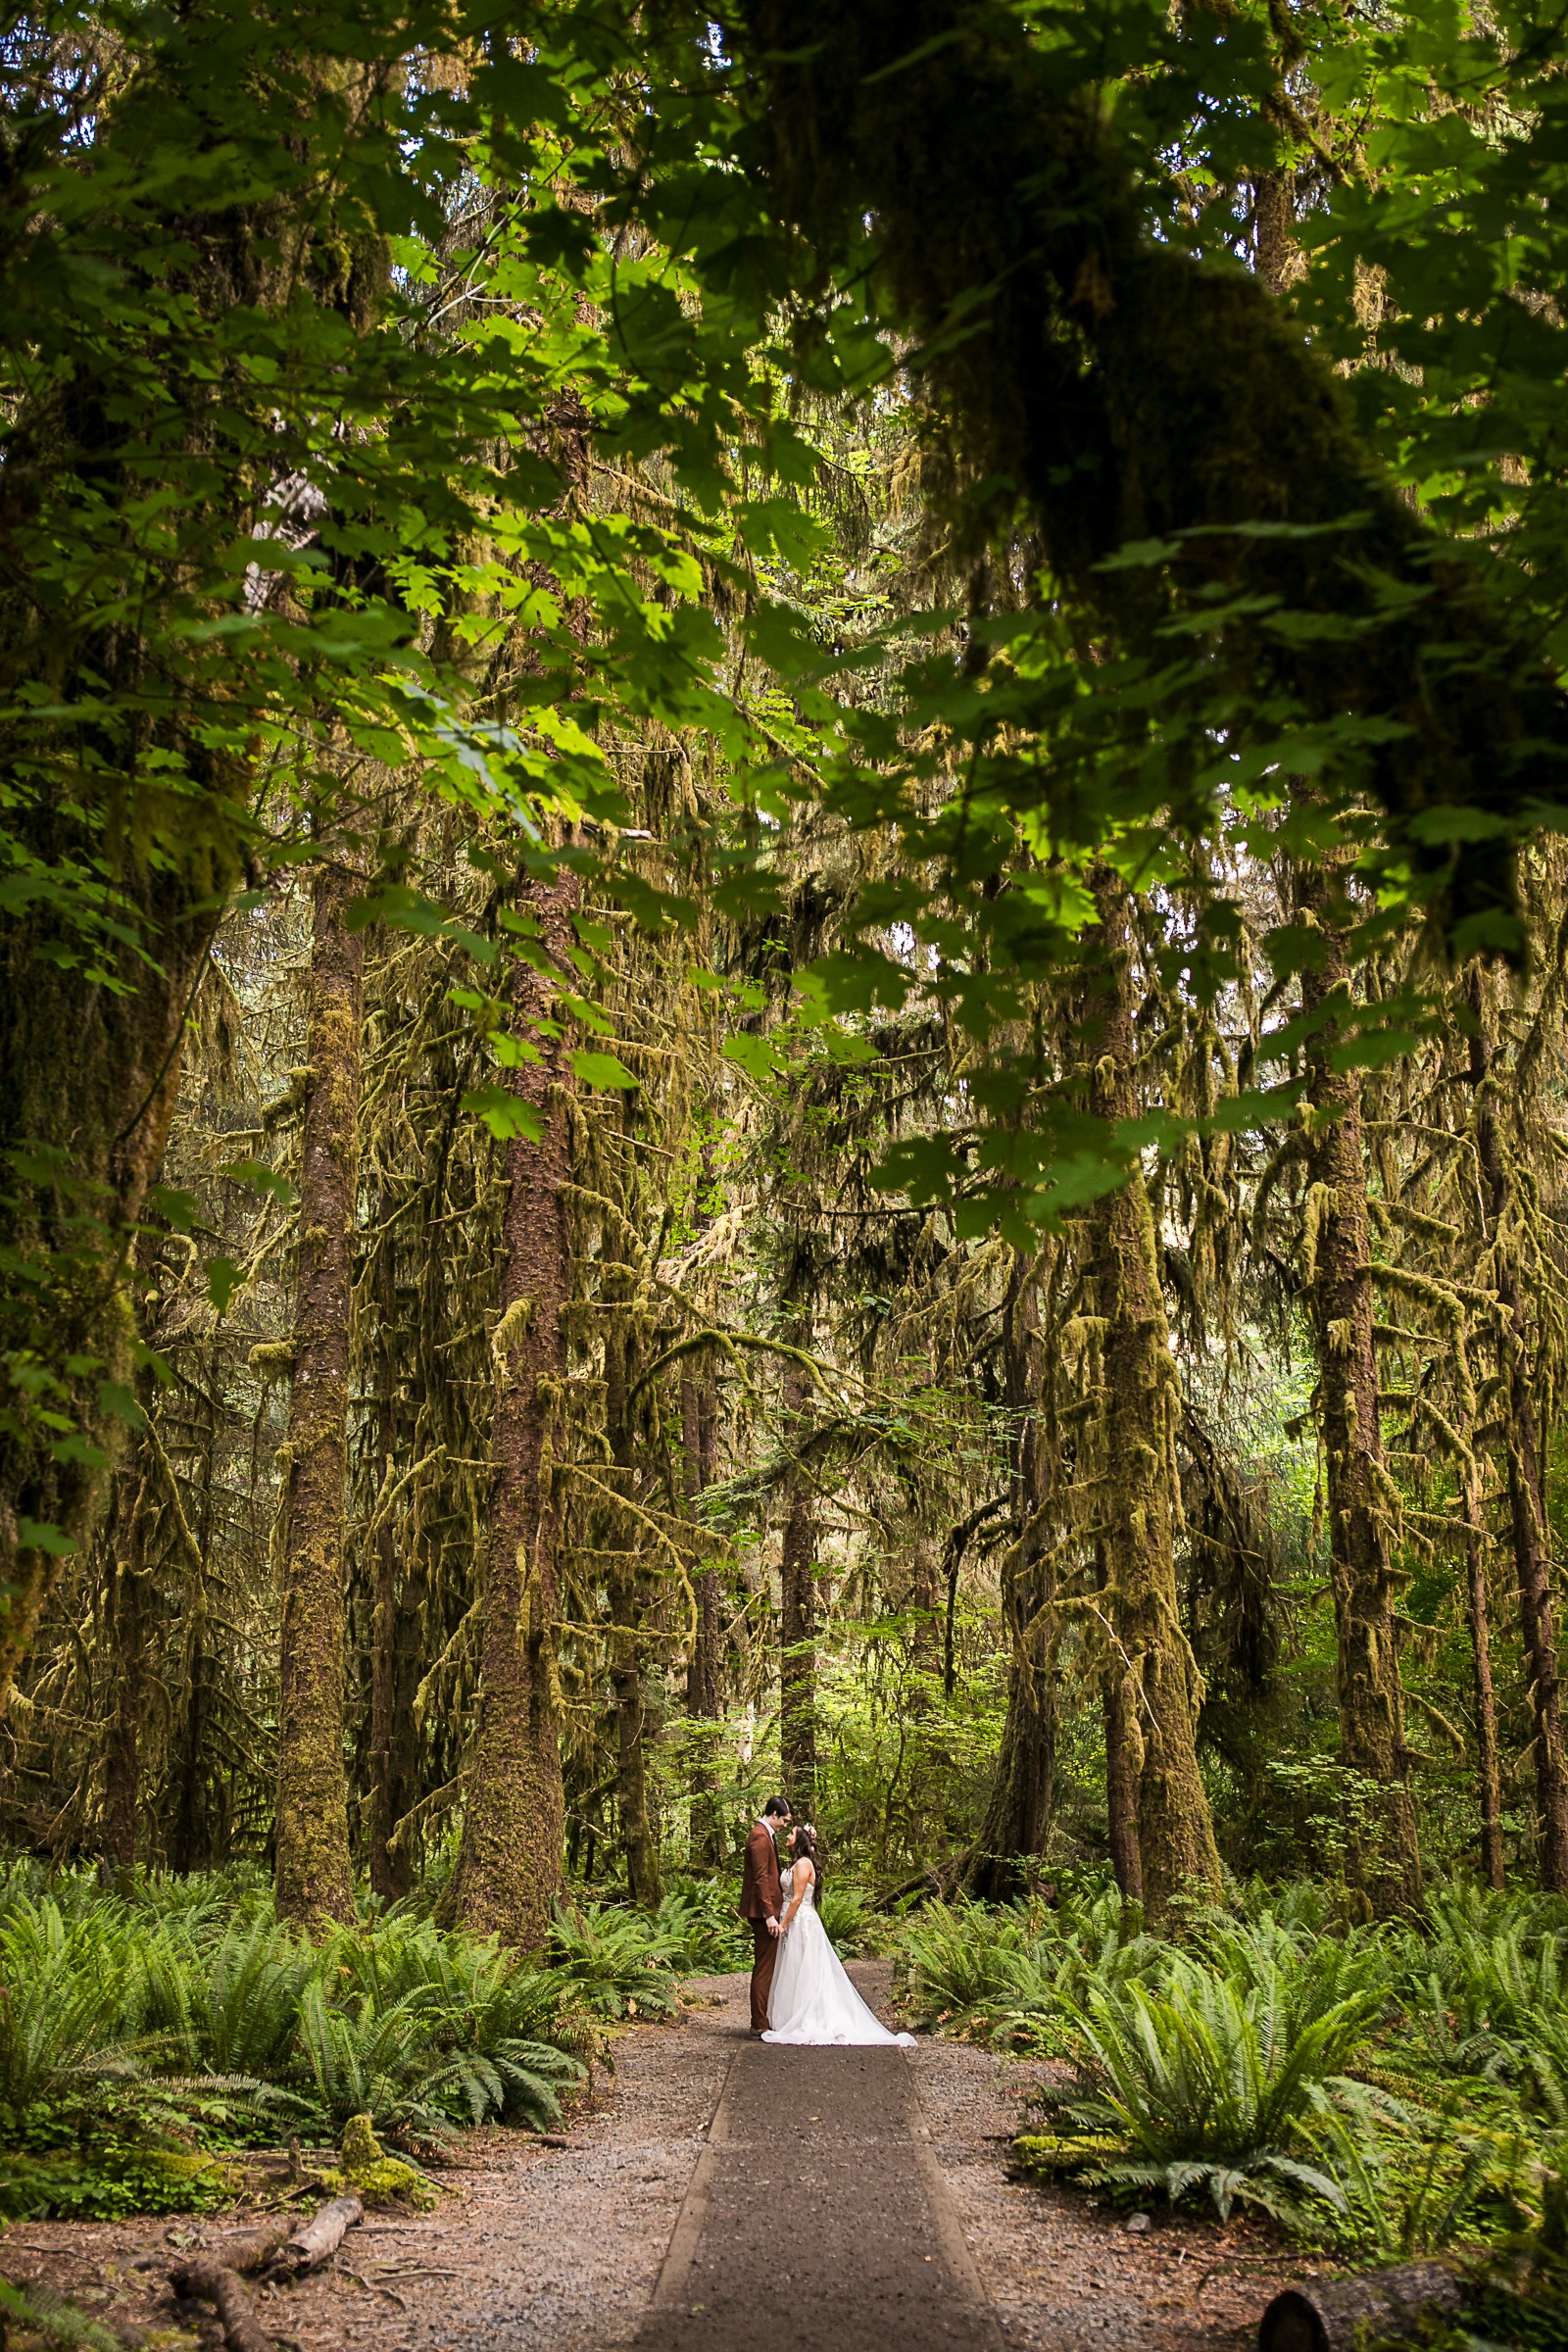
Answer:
[{"left": 740, "top": 1795, "right": 791, "bottom": 2035}]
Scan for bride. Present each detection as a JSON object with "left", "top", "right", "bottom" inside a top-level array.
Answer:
[{"left": 762, "top": 1824, "right": 915, "bottom": 2047}]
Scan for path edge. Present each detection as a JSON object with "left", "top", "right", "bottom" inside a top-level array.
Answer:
[
  {"left": 647, "top": 2041, "right": 743, "bottom": 2310},
  {"left": 905, "top": 2053, "right": 1004, "bottom": 2341}
]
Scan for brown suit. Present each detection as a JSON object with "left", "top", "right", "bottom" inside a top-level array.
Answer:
[{"left": 740, "top": 1821, "right": 783, "bottom": 2034}]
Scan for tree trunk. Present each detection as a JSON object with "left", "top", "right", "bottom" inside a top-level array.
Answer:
[
  {"left": 273, "top": 852, "right": 365, "bottom": 1928},
  {"left": 1259, "top": 2263, "right": 1462, "bottom": 2352},
  {"left": 171, "top": 1334, "right": 222, "bottom": 1874},
  {"left": 964, "top": 1626, "right": 1054, "bottom": 1901},
  {"left": 964, "top": 1256, "right": 1054, "bottom": 1900},
  {"left": 1081, "top": 870, "right": 1223, "bottom": 1921},
  {"left": 682, "top": 1367, "right": 724, "bottom": 1869},
  {"left": 1103, "top": 1669, "right": 1145, "bottom": 1906},
  {"left": 1461, "top": 1455, "right": 1506, "bottom": 1892},
  {"left": 603, "top": 1296, "right": 662, "bottom": 1908},
  {"left": 611, "top": 1592, "right": 662, "bottom": 1907},
  {"left": 101, "top": 1488, "right": 145, "bottom": 1878},
  {"left": 907, "top": 1534, "right": 944, "bottom": 1704},
  {"left": 366, "top": 1195, "right": 416, "bottom": 1904},
  {"left": 1294, "top": 858, "right": 1420, "bottom": 1918},
  {"left": 446, "top": 861, "right": 580, "bottom": 1950},
  {"left": 0, "top": 900, "right": 217, "bottom": 1710},
  {"left": 778, "top": 1354, "right": 818, "bottom": 1814},
  {"left": 0, "top": 52, "right": 394, "bottom": 1713},
  {"left": 1468, "top": 973, "right": 1568, "bottom": 1892}
]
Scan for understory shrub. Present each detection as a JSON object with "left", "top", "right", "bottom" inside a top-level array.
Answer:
[
  {"left": 0, "top": 1869, "right": 640, "bottom": 2216},
  {"left": 906, "top": 1879, "right": 1566, "bottom": 2257},
  {"left": 545, "top": 1900, "right": 682, "bottom": 2018}
]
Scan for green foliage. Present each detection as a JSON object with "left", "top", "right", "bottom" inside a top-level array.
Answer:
[
  {"left": 817, "top": 1884, "right": 878, "bottom": 1957},
  {"left": 1393, "top": 1892, "right": 1568, "bottom": 2123},
  {"left": 900, "top": 1884, "right": 1160, "bottom": 2048},
  {"left": 0, "top": 2274, "right": 122, "bottom": 2352},
  {"left": 1021, "top": 1955, "right": 1379, "bottom": 2227},
  {"left": 0, "top": 1898, "right": 142, "bottom": 2124},
  {"left": 648, "top": 1880, "right": 752, "bottom": 1977},
  {"left": 0, "top": 1873, "right": 617, "bottom": 2215},
  {"left": 545, "top": 1901, "right": 681, "bottom": 2021},
  {"left": 918, "top": 1883, "right": 1567, "bottom": 2255}
]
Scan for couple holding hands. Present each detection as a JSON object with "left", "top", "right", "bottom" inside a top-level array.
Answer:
[{"left": 739, "top": 1795, "right": 914, "bottom": 2047}]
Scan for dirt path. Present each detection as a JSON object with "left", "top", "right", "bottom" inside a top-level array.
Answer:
[
  {"left": 7, "top": 1964, "right": 1304, "bottom": 2350},
  {"left": 631, "top": 2035, "right": 1000, "bottom": 2352}
]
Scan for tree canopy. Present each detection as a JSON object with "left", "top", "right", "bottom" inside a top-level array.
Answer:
[{"left": 6, "top": 0, "right": 1568, "bottom": 1977}]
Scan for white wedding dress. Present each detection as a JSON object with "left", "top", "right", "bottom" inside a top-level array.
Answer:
[{"left": 762, "top": 1864, "right": 915, "bottom": 2046}]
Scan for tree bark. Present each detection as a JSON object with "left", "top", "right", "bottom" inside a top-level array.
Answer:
[
  {"left": 273, "top": 852, "right": 365, "bottom": 1928},
  {"left": 1294, "top": 858, "right": 1421, "bottom": 1918},
  {"left": 366, "top": 1193, "right": 417, "bottom": 1903},
  {"left": 611, "top": 1587, "right": 661, "bottom": 1907},
  {"left": 964, "top": 1256, "right": 1054, "bottom": 1900},
  {"left": 0, "top": 44, "right": 396, "bottom": 1712},
  {"left": 1461, "top": 1454, "right": 1506, "bottom": 1892},
  {"left": 1103, "top": 1620, "right": 1146, "bottom": 1906},
  {"left": 778, "top": 1353, "right": 818, "bottom": 1814},
  {"left": 681, "top": 1367, "right": 724, "bottom": 1868},
  {"left": 446, "top": 861, "right": 579, "bottom": 1950},
  {"left": 1259, "top": 2263, "right": 1462, "bottom": 2352},
  {"left": 266, "top": 2195, "right": 364, "bottom": 2281},
  {"left": 0, "top": 900, "right": 216, "bottom": 1710},
  {"left": 101, "top": 1481, "right": 146, "bottom": 1878},
  {"left": 603, "top": 1292, "right": 662, "bottom": 1908},
  {"left": 1468, "top": 974, "right": 1568, "bottom": 1892},
  {"left": 1080, "top": 870, "right": 1223, "bottom": 1921},
  {"left": 907, "top": 1533, "right": 944, "bottom": 1704},
  {"left": 170, "top": 2259, "right": 274, "bottom": 2352},
  {"left": 171, "top": 1334, "right": 222, "bottom": 1874}
]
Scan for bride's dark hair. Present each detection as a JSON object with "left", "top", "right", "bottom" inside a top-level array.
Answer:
[{"left": 793, "top": 1822, "right": 824, "bottom": 1898}]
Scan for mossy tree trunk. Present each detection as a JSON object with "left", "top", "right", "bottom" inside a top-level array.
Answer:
[
  {"left": 1461, "top": 1454, "right": 1506, "bottom": 1892},
  {"left": 1293, "top": 859, "right": 1421, "bottom": 1918},
  {"left": 964, "top": 1256, "right": 1054, "bottom": 1899},
  {"left": 730, "top": 0, "right": 1554, "bottom": 930},
  {"left": 367, "top": 1196, "right": 419, "bottom": 1903},
  {"left": 0, "top": 46, "right": 397, "bottom": 1712},
  {"left": 610, "top": 1570, "right": 662, "bottom": 1907},
  {"left": 1080, "top": 868, "right": 1223, "bottom": 1922},
  {"left": 273, "top": 852, "right": 365, "bottom": 1928},
  {"left": 603, "top": 1285, "right": 662, "bottom": 1908},
  {"left": 101, "top": 1472, "right": 146, "bottom": 1878},
  {"left": 907, "top": 1533, "right": 944, "bottom": 1706},
  {"left": 0, "top": 889, "right": 222, "bottom": 1712},
  {"left": 681, "top": 1365, "right": 724, "bottom": 1868},
  {"left": 1468, "top": 980, "right": 1568, "bottom": 1893},
  {"left": 446, "top": 862, "right": 580, "bottom": 1951},
  {"left": 778, "top": 1351, "right": 818, "bottom": 1815},
  {"left": 170, "top": 1333, "right": 222, "bottom": 1875},
  {"left": 1102, "top": 1672, "right": 1145, "bottom": 1905}
]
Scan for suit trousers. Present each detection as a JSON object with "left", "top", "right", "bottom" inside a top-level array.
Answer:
[{"left": 749, "top": 1917, "right": 777, "bottom": 2034}]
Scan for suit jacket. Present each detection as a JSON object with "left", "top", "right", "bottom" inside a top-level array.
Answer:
[{"left": 740, "top": 1822, "right": 783, "bottom": 1920}]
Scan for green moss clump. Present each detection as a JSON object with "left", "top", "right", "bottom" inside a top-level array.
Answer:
[
  {"left": 347, "top": 2157, "right": 435, "bottom": 2210},
  {"left": 335, "top": 2116, "right": 434, "bottom": 2209},
  {"left": 338, "top": 2114, "right": 381, "bottom": 2173},
  {"left": 1010, "top": 2132, "right": 1120, "bottom": 2182}
]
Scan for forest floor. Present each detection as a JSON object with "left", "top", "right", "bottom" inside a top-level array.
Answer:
[{"left": 6, "top": 1964, "right": 1314, "bottom": 2350}]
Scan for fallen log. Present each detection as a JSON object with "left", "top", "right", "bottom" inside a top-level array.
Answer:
[
  {"left": 170, "top": 2257, "right": 274, "bottom": 2352},
  {"left": 266, "top": 2193, "right": 364, "bottom": 2282},
  {"left": 1259, "top": 2263, "right": 1464, "bottom": 2352},
  {"left": 212, "top": 2225, "right": 289, "bottom": 2276}
]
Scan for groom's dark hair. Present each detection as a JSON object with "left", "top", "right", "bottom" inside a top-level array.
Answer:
[{"left": 761, "top": 1795, "right": 791, "bottom": 1819}]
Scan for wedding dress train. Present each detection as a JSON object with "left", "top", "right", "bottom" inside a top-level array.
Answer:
[{"left": 762, "top": 1864, "right": 915, "bottom": 2046}]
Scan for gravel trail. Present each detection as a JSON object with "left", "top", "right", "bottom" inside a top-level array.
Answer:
[{"left": 5, "top": 1962, "right": 1303, "bottom": 2350}]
